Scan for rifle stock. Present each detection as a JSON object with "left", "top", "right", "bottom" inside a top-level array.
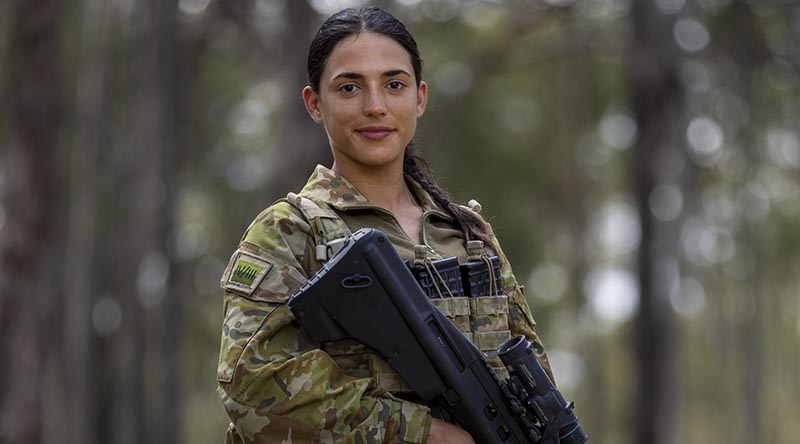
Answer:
[{"left": 289, "top": 228, "right": 587, "bottom": 444}]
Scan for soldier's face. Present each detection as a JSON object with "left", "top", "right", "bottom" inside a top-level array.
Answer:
[{"left": 302, "top": 32, "right": 427, "bottom": 172}]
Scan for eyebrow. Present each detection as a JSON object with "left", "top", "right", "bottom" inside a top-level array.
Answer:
[{"left": 332, "top": 69, "right": 412, "bottom": 81}]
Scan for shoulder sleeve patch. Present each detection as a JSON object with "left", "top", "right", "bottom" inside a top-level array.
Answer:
[{"left": 221, "top": 249, "right": 274, "bottom": 296}]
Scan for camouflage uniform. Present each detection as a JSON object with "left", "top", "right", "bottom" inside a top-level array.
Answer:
[{"left": 217, "top": 165, "right": 552, "bottom": 444}]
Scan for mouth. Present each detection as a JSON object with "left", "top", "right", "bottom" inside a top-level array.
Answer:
[{"left": 356, "top": 126, "right": 394, "bottom": 140}]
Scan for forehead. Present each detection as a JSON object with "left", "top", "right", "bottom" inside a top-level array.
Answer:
[{"left": 323, "top": 32, "right": 414, "bottom": 79}]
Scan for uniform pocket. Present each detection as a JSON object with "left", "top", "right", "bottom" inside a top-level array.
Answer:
[
  {"left": 469, "top": 295, "right": 510, "bottom": 334},
  {"left": 217, "top": 294, "right": 281, "bottom": 383},
  {"left": 431, "top": 296, "right": 473, "bottom": 342},
  {"left": 469, "top": 294, "right": 511, "bottom": 370},
  {"left": 322, "top": 339, "right": 372, "bottom": 379},
  {"left": 323, "top": 340, "right": 414, "bottom": 393}
]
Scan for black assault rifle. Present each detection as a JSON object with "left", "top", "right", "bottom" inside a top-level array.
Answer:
[{"left": 288, "top": 228, "right": 587, "bottom": 444}]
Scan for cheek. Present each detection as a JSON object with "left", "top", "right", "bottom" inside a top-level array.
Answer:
[
  {"left": 322, "top": 101, "right": 356, "bottom": 125},
  {"left": 318, "top": 106, "right": 343, "bottom": 132},
  {"left": 407, "top": 117, "right": 418, "bottom": 133},
  {"left": 402, "top": 101, "right": 420, "bottom": 127},
  {"left": 322, "top": 115, "right": 353, "bottom": 145}
]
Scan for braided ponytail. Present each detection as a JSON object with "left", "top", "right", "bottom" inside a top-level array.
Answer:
[{"left": 403, "top": 144, "right": 496, "bottom": 251}]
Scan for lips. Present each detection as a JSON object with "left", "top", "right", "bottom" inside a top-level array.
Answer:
[{"left": 356, "top": 126, "right": 394, "bottom": 140}]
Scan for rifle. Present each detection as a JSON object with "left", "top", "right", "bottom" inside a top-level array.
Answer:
[{"left": 288, "top": 228, "right": 587, "bottom": 444}]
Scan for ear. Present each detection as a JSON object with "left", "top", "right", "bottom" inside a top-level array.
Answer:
[
  {"left": 302, "top": 86, "right": 324, "bottom": 124},
  {"left": 416, "top": 80, "right": 428, "bottom": 118}
]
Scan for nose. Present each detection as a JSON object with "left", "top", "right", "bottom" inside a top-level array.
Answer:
[{"left": 363, "top": 87, "right": 387, "bottom": 116}]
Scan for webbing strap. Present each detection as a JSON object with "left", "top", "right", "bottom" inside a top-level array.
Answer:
[
  {"left": 286, "top": 192, "right": 336, "bottom": 220},
  {"left": 285, "top": 192, "right": 350, "bottom": 262},
  {"left": 430, "top": 297, "right": 471, "bottom": 317}
]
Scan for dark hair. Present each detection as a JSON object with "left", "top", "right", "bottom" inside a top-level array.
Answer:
[
  {"left": 307, "top": 7, "right": 422, "bottom": 93},
  {"left": 307, "top": 7, "right": 494, "bottom": 249},
  {"left": 403, "top": 145, "right": 496, "bottom": 249}
]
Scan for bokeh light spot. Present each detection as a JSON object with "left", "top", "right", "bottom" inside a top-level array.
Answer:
[
  {"left": 681, "top": 61, "right": 711, "bottom": 92},
  {"left": 501, "top": 97, "right": 541, "bottom": 134},
  {"left": 228, "top": 99, "right": 270, "bottom": 136},
  {"left": 767, "top": 128, "right": 800, "bottom": 169},
  {"left": 674, "top": 18, "right": 710, "bottom": 52},
  {"left": 655, "top": 0, "right": 685, "bottom": 15},
  {"left": 92, "top": 296, "right": 123, "bottom": 337},
  {"left": 178, "top": 0, "right": 210, "bottom": 15},
  {"left": 599, "top": 112, "right": 638, "bottom": 150},
  {"left": 226, "top": 154, "right": 267, "bottom": 191},
  {"left": 528, "top": 262, "right": 569, "bottom": 305},
  {"left": 254, "top": 0, "right": 286, "bottom": 17},
  {"left": 763, "top": 58, "right": 798, "bottom": 92},
  {"left": 591, "top": 199, "right": 641, "bottom": 256},
  {"left": 137, "top": 250, "right": 170, "bottom": 308},
  {"left": 422, "top": 0, "right": 461, "bottom": 22},
  {"left": 650, "top": 183, "right": 683, "bottom": 221},
  {"left": 309, "top": 0, "right": 368, "bottom": 15},
  {"left": 669, "top": 276, "right": 706, "bottom": 318},
  {"left": 687, "top": 117, "right": 724, "bottom": 167},
  {"left": 736, "top": 181, "right": 770, "bottom": 223},
  {"left": 176, "top": 222, "right": 210, "bottom": 260},
  {"left": 547, "top": 350, "right": 585, "bottom": 392},
  {"left": 435, "top": 61, "right": 473, "bottom": 97},
  {"left": 584, "top": 268, "right": 639, "bottom": 327}
]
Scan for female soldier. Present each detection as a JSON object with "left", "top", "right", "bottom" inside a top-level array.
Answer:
[{"left": 217, "top": 7, "right": 553, "bottom": 444}]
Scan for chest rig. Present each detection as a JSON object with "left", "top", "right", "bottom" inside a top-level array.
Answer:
[{"left": 284, "top": 191, "right": 512, "bottom": 393}]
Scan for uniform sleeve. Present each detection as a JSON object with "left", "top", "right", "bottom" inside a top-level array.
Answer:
[
  {"left": 486, "top": 227, "right": 556, "bottom": 384},
  {"left": 217, "top": 203, "right": 432, "bottom": 444}
]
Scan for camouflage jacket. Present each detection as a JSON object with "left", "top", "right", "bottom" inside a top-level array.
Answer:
[{"left": 217, "top": 165, "right": 552, "bottom": 444}]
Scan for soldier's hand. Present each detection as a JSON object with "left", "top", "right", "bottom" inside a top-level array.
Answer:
[{"left": 427, "top": 417, "right": 475, "bottom": 444}]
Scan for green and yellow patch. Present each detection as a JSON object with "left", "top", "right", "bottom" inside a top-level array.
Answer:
[
  {"left": 222, "top": 250, "right": 273, "bottom": 296},
  {"left": 231, "top": 259, "right": 263, "bottom": 286}
]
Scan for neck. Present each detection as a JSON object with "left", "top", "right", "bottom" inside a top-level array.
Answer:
[{"left": 331, "top": 159, "right": 414, "bottom": 214}]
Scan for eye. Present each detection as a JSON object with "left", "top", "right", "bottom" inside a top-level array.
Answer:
[
  {"left": 338, "top": 83, "right": 359, "bottom": 93},
  {"left": 387, "top": 80, "right": 406, "bottom": 90}
]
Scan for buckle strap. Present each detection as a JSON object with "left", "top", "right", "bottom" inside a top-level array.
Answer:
[{"left": 285, "top": 192, "right": 350, "bottom": 262}]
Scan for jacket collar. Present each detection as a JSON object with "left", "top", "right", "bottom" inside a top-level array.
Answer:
[{"left": 299, "top": 164, "right": 453, "bottom": 220}]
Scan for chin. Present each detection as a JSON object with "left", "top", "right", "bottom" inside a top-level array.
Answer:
[
  {"left": 352, "top": 151, "right": 405, "bottom": 169},
  {"left": 357, "top": 158, "right": 401, "bottom": 169},
  {"left": 357, "top": 147, "right": 406, "bottom": 165}
]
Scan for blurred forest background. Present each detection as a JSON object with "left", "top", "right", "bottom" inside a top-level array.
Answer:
[{"left": 1, "top": 0, "right": 799, "bottom": 443}]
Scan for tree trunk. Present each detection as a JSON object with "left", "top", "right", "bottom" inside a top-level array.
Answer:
[
  {"left": 721, "top": 4, "right": 769, "bottom": 442},
  {"left": 0, "top": 0, "right": 60, "bottom": 442},
  {"left": 629, "top": 2, "right": 686, "bottom": 444},
  {"left": 62, "top": 1, "right": 114, "bottom": 443},
  {"left": 274, "top": 0, "right": 330, "bottom": 190},
  {"left": 111, "top": 1, "right": 181, "bottom": 443},
  {"left": 555, "top": 12, "right": 600, "bottom": 442},
  {"left": 149, "top": 1, "right": 182, "bottom": 443}
]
